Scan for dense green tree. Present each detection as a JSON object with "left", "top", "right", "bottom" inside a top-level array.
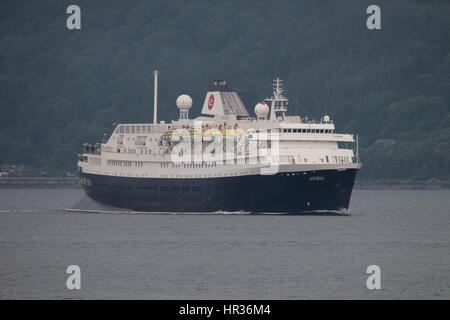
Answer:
[{"left": 0, "top": 0, "right": 449, "bottom": 180}]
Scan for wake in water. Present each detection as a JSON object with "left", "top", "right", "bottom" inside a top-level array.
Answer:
[{"left": 66, "top": 194, "right": 134, "bottom": 214}]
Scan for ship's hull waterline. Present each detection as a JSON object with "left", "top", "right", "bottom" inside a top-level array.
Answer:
[{"left": 80, "top": 168, "right": 358, "bottom": 213}]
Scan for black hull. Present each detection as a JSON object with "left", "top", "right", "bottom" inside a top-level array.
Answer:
[{"left": 80, "top": 168, "right": 358, "bottom": 213}]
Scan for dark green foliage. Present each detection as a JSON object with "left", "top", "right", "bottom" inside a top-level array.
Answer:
[{"left": 0, "top": 0, "right": 449, "bottom": 179}]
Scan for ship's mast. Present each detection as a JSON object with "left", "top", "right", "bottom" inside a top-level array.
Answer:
[
  {"left": 265, "top": 77, "right": 288, "bottom": 121},
  {"left": 153, "top": 70, "right": 158, "bottom": 124}
]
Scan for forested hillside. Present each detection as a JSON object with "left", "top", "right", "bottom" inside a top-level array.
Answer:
[{"left": 0, "top": 0, "right": 449, "bottom": 180}]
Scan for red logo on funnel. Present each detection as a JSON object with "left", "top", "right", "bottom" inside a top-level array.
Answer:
[{"left": 207, "top": 95, "right": 214, "bottom": 110}]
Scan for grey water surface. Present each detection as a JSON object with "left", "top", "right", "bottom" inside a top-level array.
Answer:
[{"left": 0, "top": 188, "right": 448, "bottom": 299}]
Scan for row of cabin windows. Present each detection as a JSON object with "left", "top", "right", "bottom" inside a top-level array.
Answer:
[
  {"left": 161, "top": 162, "right": 217, "bottom": 168},
  {"left": 107, "top": 160, "right": 143, "bottom": 167},
  {"left": 107, "top": 156, "right": 350, "bottom": 169},
  {"left": 283, "top": 129, "right": 333, "bottom": 133},
  {"left": 116, "top": 125, "right": 154, "bottom": 134},
  {"left": 251, "top": 129, "right": 280, "bottom": 133},
  {"left": 115, "top": 126, "right": 333, "bottom": 135},
  {"left": 116, "top": 125, "right": 279, "bottom": 135},
  {"left": 276, "top": 155, "right": 351, "bottom": 164},
  {"left": 160, "top": 171, "right": 257, "bottom": 178},
  {"left": 159, "top": 156, "right": 351, "bottom": 167}
]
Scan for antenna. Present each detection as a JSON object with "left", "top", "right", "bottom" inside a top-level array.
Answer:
[
  {"left": 153, "top": 70, "right": 158, "bottom": 124},
  {"left": 265, "top": 77, "right": 288, "bottom": 121}
]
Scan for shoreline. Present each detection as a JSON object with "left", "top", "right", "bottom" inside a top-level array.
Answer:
[
  {"left": 0, "top": 177, "right": 81, "bottom": 188},
  {"left": 0, "top": 177, "right": 448, "bottom": 190}
]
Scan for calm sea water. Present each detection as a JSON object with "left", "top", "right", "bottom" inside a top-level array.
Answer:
[{"left": 0, "top": 188, "right": 448, "bottom": 299}]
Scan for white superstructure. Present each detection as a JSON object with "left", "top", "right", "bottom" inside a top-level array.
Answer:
[{"left": 78, "top": 74, "right": 360, "bottom": 180}]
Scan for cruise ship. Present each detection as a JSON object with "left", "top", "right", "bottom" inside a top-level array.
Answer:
[{"left": 77, "top": 71, "right": 361, "bottom": 213}]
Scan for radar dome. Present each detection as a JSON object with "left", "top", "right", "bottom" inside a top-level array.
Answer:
[
  {"left": 176, "top": 94, "right": 193, "bottom": 110},
  {"left": 254, "top": 101, "right": 269, "bottom": 118},
  {"left": 323, "top": 115, "right": 330, "bottom": 123}
]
